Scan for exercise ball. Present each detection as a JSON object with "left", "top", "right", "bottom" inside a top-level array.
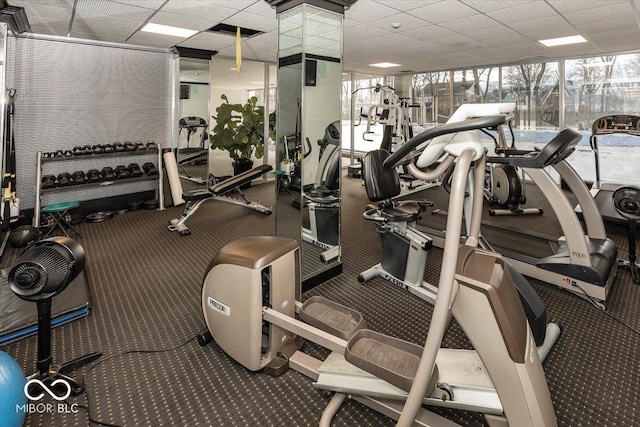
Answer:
[
  {"left": 8, "top": 225, "right": 39, "bottom": 248},
  {"left": 0, "top": 350, "right": 27, "bottom": 427}
]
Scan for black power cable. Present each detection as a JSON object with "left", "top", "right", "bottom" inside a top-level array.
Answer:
[{"left": 75, "top": 334, "right": 198, "bottom": 426}]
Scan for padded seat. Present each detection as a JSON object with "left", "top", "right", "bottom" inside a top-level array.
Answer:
[
  {"left": 183, "top": 189, "right": 214, "bottom": 202},
  {"left": 41, "top": 201, "right": 81, "bottom": 239},
  {"left": 363, "top": 202, "right": 422, "bottom": 223},
  {"left": 379, "top": 202, "right": 422, "bottom": 222}
]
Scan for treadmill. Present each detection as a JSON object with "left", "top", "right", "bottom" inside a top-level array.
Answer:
[
  {"left": 589, "top": 114, "right": 640, "bottom": 224},
  {"left": 421, "top": 128, "right": 618, "bottom": 304}
]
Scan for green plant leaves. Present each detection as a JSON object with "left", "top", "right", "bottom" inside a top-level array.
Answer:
[{"left": 209, "top": 94, "right": 273, "bottom": 160}]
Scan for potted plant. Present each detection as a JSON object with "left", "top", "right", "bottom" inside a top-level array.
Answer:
[{"left": 210, "top": 94, "right": 275, "bottom": 183}]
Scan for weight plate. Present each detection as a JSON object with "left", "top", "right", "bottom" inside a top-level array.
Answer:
[{"left": 85, "top": 211, "right": 114, "bottom": 223}]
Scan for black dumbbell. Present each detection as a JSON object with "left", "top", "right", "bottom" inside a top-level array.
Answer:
[
  {"left": 136, "top": 141, "right": 145, "bottom": 151},
  {"left": 57, "top": 172, "right": 73, "bottom": 186},
  {"left": 72, "top": 146, "right": 84, "bottom": 156},
  {"left": 103, "top": 144, "right": 115, "bottom": 154},
  {"left": 54, "top": 150, "right": 65, "bottom": 158},
  {"left": 146, "top": 141, "right": 157, "bottom": 151},
  {"left": 92, "top": 144, "right": 105, "bottom": 154},
  {"left": 101, "top": 166, "right": 115, "bottom": 181},
  {"left": 72, "top": 171, "right": 86, "bottom": 185},
  {"left": 83, "top": 145, "right": 93, "bottom": 155},
  {"left": 127, "top": 163, "right": 143, "bottom": 178},
  {"left": 41, "top": 174, "right": 56, "bottom": 189},
  {"left": 86, "top": 169, "right": 101, "bottom": 183},
  {"left": 124, "top": 141, "right": 137, "bottom": 152},
  {"left": 113, "top": 142, "right": 126, "bottom": 153},
  {"left": 142, "top": 162, "right": 158, "bottom": 176},
  {"left": 114, "top": 165, "right": 130, "bottom": 179}
]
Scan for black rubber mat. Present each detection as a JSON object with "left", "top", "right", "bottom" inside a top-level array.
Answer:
[{"left": 0, "top": 171, "right": 638, "bottom": 426}]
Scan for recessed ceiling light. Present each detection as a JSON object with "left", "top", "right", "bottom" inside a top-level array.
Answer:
[
  {"left": 538, "top": 35, "right": 587, "bottom": 47},
  {"left": 141, "top": 23, "right": 197, "bottom": 38},
  {"left": 370, "top": 62, "right": 401, "bottom": 68}
]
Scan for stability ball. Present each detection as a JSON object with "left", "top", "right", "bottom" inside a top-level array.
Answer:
[{"left": 0, "top": 350, "right": 27, "bottom": 427}]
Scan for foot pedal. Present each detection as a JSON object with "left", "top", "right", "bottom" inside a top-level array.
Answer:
[
  {"left": 345, "top": 329, "right": 438, "bottom": 394},
  {"left": 299, "top": 296, "right": 366, "bottom": 340}
]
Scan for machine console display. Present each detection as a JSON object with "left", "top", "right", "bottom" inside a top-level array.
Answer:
[{"left": 592, "top": 115, "right": 640, "bottom": 135}]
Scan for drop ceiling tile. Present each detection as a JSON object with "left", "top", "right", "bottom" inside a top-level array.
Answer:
[
  {"left": 373, "top": 0, "right": 442, "bottom": 12},
  {"left": 397, "top": 24, "right": 458, "bottom": 42},
  {"left": 16, "top": 3, "right": 72, "bottom": 30},
  {"left": 251, "top": 31, "right": 278, "bottom": 46},
  {"left": 344, "top": 23, "right": 392, "bottom": 42},
  {"left": 215, "top": 44, "right": 274, "bottom": 62},
  {"left": 161, "top": 0, "right": 237, "bottom": 22},
  {"left": 575, "top": 17, "right": 639, "bottom": 34},
  {"left": 407, "top": 1, "right": 478, "bottom": 23},
  {"left": 205, "top": 0, "right": 257, "bottom": 12},
  {"left": 460, "top": 0, "right": 536, "bottom": 13},
  {"left": 428, "top": 32, "right": 480, "bottom": 48},
  {"left": 438, "top": 13, "right": 498, "bottom": 33},
  {"left": 179, "top": 32, "right": 236, "bottom": 51},
  {"left": 367, "top": 12, "right": 430, "bottom": 33},
  {"left": 509, "top": 15, "right": 570, "bottom": 38},
  {"left": 587, "top": 27, "right": 640, "bottom": 45},
  {"left": 14, "top": 0, "right": 74, "bottom": 7},
  {"left": 244, "top": 36, "right": 278, "bottom": 53},
  {"left": 243, "top": 1, "right": 278, "bottom": 18},
  {"left": 345, "top": 1, "right": 401, "bottom": 24},
  {"left": 115, "top": 0, "right": 166, "bottom": 8},
  {"left": 150, "top": 11, "right": 215, "bottom": 32},
  {"left": 71, "top": 30, "right": 128, "bottom": 43},
  {"left": 72, "top": 11, "right": 144, "bottom": 37},
  {"left": 546, "top": 0, "right": 629, "bottom": 14},
  {"left": 486, "top": 2, "right": 557, "bottom": 25},
  {"left": 76, "top": 0, "right": 156, "bottom": 21},
  {"left": 564, "top": 2, "right": 637, "bottom": 25},
  {"left": 223, "top": 11, "right": 278, "bottom": 33},
  {"left": 27, "top": 24, "right": 68, "bottom": 37},
  {"left": 467, "top": 27, "right": 531, "bottom": 45}
]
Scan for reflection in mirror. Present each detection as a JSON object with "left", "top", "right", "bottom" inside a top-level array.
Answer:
[
  {"left": 301, "top": 60, "right": 342, "bottom": 272},
  {"left": 275, "top": 4, "right": 343, "bottom": 287},
  {"left": 209, "top": 58, "right": 271, "bottom": 177},
  {"left": 178, "top": 57, "right": 210, "bottom": 190},
  {"left": 275, "top": 62, "right": 303, "bottom": 246}
]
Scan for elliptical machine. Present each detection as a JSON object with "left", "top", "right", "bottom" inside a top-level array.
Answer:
[
  {"left": 200, "top": 115, "right": 559, "bottom": 426},
  {"left": 480, "top": 104, "right": 543, "bottom": 216}
]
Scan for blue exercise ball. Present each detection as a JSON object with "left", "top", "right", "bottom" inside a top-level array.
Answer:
[{"left": 0, "top": 350, "right": 27, "bottom": 427}]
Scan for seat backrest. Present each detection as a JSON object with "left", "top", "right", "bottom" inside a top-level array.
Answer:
[{"left": 362, "top": 149, "right": 401, "bottom": 202}]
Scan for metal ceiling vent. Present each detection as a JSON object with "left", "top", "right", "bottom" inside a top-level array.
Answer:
[
  {"left": 76, "top": 0, "right": 155, "bottom": 21},
  {"left": 207, "top": 23, "right": 264, "bottom": 38}
]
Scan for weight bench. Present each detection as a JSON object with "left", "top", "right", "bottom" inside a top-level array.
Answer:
[{"left": 169, "top": 164, "right": 273, "bottom": 235}]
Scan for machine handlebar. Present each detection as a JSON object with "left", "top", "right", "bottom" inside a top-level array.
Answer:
[{"left": 382, "top": 115, "right": 506, "bottom": 170}]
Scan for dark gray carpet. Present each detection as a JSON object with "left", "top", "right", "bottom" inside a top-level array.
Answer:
[{"left": 0, "top": 169, "right": 638, "bottom": 427}]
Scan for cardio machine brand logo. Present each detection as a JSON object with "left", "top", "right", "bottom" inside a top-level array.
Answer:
[
  {"left": 208, "top": 296, "right": 231, "bottom": 316},
  {"left": 16, "top": 378, "right": 79, "bottom": 414}
]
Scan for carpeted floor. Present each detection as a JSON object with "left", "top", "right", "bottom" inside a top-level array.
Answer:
[{"left": 0, "top": 166, "right": 639, "bottom": 427}]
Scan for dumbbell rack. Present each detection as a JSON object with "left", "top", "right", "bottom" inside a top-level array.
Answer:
[{"left": 34, "top": 145, "right": 165, "bottom": 227}]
